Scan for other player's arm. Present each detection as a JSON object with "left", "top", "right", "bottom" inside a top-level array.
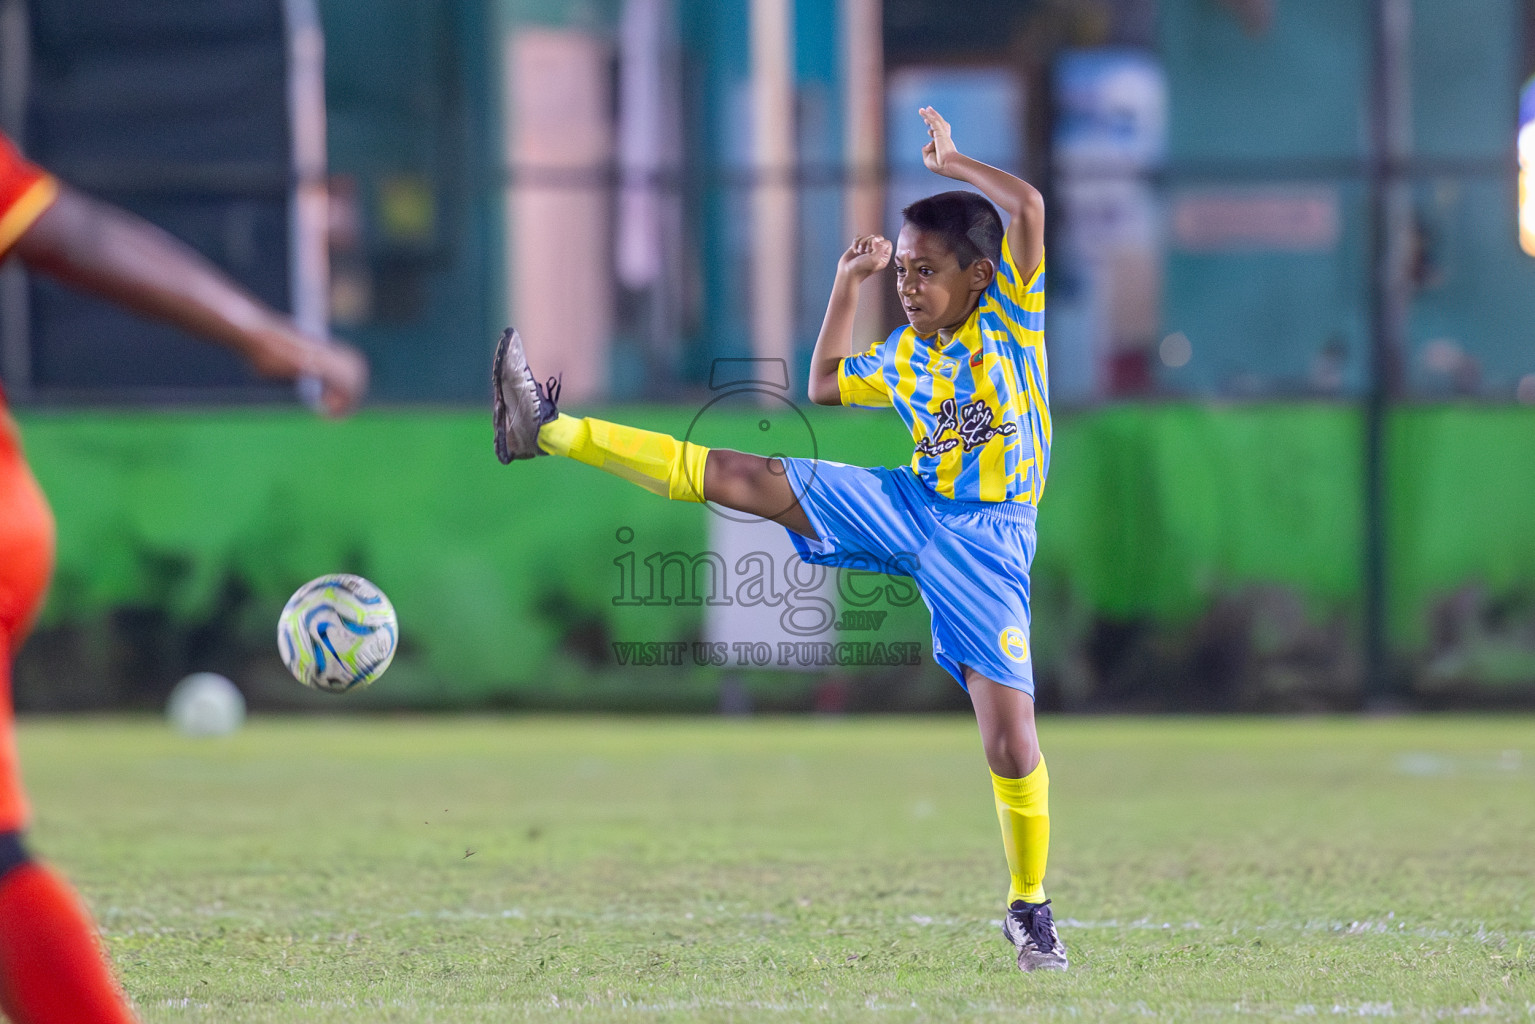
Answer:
[
  {"left": 807, "top": 233, "right": 892, "bottom": 406},
  {"left": 11, "top": 183, "right": 367, "bottom": 415},
  {"left": 918, "top": 105, "right": 1044, "bottom": 281}
]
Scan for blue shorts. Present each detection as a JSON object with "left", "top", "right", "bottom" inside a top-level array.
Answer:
[{"left": 777, "top": 459, "right": 1038, "bottom": 697}]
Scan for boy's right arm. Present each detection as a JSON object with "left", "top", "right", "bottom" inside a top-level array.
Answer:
[{"left": 807, "top": 234, "right": 892, "bottom": 406}]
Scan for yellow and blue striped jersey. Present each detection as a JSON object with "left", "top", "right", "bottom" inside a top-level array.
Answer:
[{"left": 837, "top": 236, "right": 1050, "bottom": 505}]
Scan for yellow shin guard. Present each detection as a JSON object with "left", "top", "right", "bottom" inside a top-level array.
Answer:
[
  {"left": 992, "top": 758, "right": 1050, "bottom": 905},
  {"left": 537, "top": 414, "right": 710, "bottom": 503}
]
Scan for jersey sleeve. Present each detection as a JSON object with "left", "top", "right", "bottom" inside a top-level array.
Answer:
[
  {"left": 836, "top": 336, "right": 894, "bottom": 408},
  {"left": 0, "top": 133, "right": 58, "bottom": 260},
  {"left": 990, "top": 234, "right": 1045, "bottom": 345}
]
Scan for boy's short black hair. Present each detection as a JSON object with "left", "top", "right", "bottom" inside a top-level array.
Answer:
[{"left": 901, "top": 190, "right": 1004, "bottom": 268}]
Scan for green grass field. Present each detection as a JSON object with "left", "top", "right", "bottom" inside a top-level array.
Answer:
[{"left": 16, "top": 715, "right": 1535, "bottom": 1022}]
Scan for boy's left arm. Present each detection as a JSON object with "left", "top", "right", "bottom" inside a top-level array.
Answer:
[{"left": 919, "top": 106, "right": 1044, "bottom": 282}]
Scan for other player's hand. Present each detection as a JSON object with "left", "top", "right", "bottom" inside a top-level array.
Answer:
[
  {"left": 920, "top": 106, "right": 960, "bottom": 176},
  {"left": 310, "top": 341, "right": 369, "bottom": 417},
  {"left": 246, "top": 325, "right": 368, "bottom": 416},
  {"left": 838, "top": 234, "right": 892, "bottom": 281}
]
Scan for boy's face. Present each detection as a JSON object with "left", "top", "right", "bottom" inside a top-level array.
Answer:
[{"left": 893, "top": 224, "right": 994, "bottom": 337}]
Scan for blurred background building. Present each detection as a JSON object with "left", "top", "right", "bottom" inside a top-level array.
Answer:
[
  {"left": 5, "top": 0, "right": 1535, "bottom": 712},
  {"left": 7, "top": 0, "right": 1530, "bottom": 405}
]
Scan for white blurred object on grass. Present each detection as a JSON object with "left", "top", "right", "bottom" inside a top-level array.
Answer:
[{"left": 166, "top": 672, "right": 246, "bottom": 737}]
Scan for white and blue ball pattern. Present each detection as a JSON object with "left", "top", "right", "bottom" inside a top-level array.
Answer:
[{"left": 277, "top": 574, "right": 398, "bottom": 693}]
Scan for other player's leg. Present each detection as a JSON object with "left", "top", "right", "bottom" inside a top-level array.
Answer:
[
  {"left": 0, "top": 832, "right": 140, "bottom": 1024},
  {"left": 0, "top": 429, "right": 140, "bottom": 1022},
  {"left": 965, "top": 666, "right": 1067, "bottom": 972},
  {"left": 491, "top": 327, "right": 815, "bottom": 537}
]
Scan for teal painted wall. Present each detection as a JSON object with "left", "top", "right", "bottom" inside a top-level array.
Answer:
[
  {"left": 1157, "top": 0, "right": 1535, "bottom": 400},
  {"left": 319, "top": 0, "right": 503, "bottom": 402}
]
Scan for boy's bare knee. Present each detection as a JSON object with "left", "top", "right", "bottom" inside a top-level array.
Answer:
[
  {"left": 712, "top": 450, "right": 756, "bottom": 480},
  {"left": 707, "top": 450, "right": 773, "bottom": 501},
  {"left": 978, "top": 719, "right": 1041, "bottom": 778},
  {"left": 981, "top": 736, "right": 1032, "bottom": 778}
]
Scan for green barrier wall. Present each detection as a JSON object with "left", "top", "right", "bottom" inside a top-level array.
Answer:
[{"left": 13, "top": 404, "right": 1535, "bottom": 709}]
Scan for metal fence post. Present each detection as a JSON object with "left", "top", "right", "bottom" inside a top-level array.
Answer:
[{"left": 1364, "top": 0, "right": 1414, "bottom": 706}]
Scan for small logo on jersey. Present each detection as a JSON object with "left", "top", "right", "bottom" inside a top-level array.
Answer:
[
  {"left": 969, "top": 352, "right": 985, "bottom": 367},
  {"left": 934, "top": 357, "right": 960, "bottom": 379},
  {"left": 998, "top": 626, "right": 1030, "bottom": 663}
]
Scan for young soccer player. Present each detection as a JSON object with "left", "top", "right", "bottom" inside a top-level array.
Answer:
[
  {"left": 0, "top": 129, "right": 365, "bottom": 1022},
  {"left": 492, "top": 106, "right": 1064, "bottom": 972}
]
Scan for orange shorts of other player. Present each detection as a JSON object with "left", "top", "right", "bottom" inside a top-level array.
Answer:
[{"left": 0, "top": 405, "right": 55, "bottom": 832}]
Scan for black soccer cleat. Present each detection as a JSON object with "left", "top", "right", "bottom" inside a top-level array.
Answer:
[
  {"left": 491, "top": 327, "right": 561, "bottom": 463},
  {"left": 1002, "top": 898, "right": 1068, "bottom": 972}
]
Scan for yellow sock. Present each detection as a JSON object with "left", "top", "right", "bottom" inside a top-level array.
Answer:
[
  {"left": 537, "top": 414, "right": 710, "bottom": 503},
  {"left": 992, "top": 758, "right": 1049, "bottom": 905}
]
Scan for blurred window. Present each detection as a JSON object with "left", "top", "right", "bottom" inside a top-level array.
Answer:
[{"left": 18, "top": 0, "right": 296, "bottom": 401}]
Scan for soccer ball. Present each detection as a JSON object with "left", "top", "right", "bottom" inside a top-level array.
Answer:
[
  {"left": 166, "top": 672, "right": 246, "bottom": 737},
  {"left": 277, "top": 574, "right": 398, "bottom": 693}
]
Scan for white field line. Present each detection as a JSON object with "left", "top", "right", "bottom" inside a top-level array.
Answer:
[
  {"left": 149, "top": 995, "right": 1535, "bottom": 1019},
  {"left": 97, "top": 902, "right": 1535, "bottom": 950}
]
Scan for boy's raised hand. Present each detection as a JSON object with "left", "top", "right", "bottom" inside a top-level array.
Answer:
[
  {"left": 838, "top": 234, "right": 892, "bottom": 281},
  {"left": 920, "top": 106, "right": 960, "bottom": 176}
]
